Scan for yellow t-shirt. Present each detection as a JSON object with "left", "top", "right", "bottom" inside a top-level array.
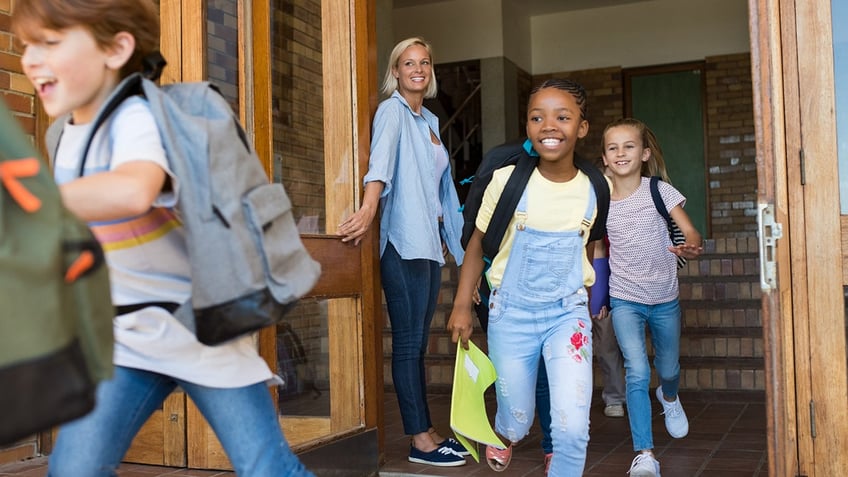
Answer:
[{"left": 475, "top": 166, "right": 606, "bottom": 289}]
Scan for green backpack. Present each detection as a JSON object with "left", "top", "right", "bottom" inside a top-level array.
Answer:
[{"left": 0, "top": 100, "right": 114, "bottom": 445}]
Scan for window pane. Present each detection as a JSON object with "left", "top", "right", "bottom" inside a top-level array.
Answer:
[
  {"left": 276, "top": 298, "right": 330, "bottom": 417},
  {"left": 271, "top": 0, "right": 326, "bottom": 234}
]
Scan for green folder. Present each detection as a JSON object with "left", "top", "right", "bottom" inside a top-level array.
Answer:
[{"left": 449, "top": 340, "right": 505, "bottom": 462}]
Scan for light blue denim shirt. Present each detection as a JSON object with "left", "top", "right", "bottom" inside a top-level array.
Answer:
[{"left": 363, "top": 91, "right": 465, "bottom": 266}]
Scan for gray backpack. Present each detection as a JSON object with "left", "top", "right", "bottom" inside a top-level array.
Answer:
[{"left": 47, "top": 59, "right": 321, "bottom": 346}]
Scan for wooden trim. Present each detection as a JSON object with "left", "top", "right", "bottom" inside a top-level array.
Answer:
[
  {"left": 748, "top": 1, "right": 797, "bottom": 475},
  {"left": 159, "top": 0, "right": 182, "bottom": 84},
  {"left": 247, "top": 0, "right": 273, "bottom": 179},
  {"left": 321, "top": 0, "right": 365, "bottom": 436},
  {"left": 352, "top": 0, "right": 384, "bottom": 450},
  {"left": 793, "top": 1, "right": 848, "bottom": 475},
  {"left": 181, "top": 0, "right": 206, "bottom": 82},
  {"left": 302, "top": 236, "right": 362, "bottom": 297}
]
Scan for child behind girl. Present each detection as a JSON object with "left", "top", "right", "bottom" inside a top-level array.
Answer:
[
  {"left": 602, "top": 118, "right": 703, "bottom": 477},
  {"left": 13, "top": 1, "right": 313, "bottom": 475},
  {"left": 448, "top": 78, "right": 607, "bottom": 476}
]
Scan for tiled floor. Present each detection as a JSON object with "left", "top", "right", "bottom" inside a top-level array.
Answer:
[{"left": 0, "top": 390, "right": 767, "bottom": 476}]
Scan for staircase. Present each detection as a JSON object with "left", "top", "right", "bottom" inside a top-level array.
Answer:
[{"left": 381, "top": 238, "right": 765, "bottom": 397}]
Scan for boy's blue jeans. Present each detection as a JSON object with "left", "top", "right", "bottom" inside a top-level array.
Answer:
[
  {"left": 610, "top": 297, "right": 681, "bottom": 451},
  {"left": 380, "top": 241, "right": 441, "bottom": 435},
  {"left": 48, "top": 366, "right": 314, "bottom": 477}
]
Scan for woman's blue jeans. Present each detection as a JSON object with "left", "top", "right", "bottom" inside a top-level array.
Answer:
[
  {"left": 610, "top": 297, "right": 681, "bottom": 451},
  {"left": 380, "top": 241, "right": 441, "bottom": 435},
  {"left": 48, "top": 366, "right": 314, "bottom": 477}
]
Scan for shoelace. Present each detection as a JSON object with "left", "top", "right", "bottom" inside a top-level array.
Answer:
[
  {"left": 436, "top": 446, "right": 463, "bottom": 457},
  {"left": 628, "top": 453, "right": 656, "bottom": 474},
  {"left": 662, "top": 398, "right": 684, "bottom": 418}
]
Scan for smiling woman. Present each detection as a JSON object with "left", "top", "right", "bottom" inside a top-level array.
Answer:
[{"left": 337, "top": 36, "right": 468, "bottom": 468}]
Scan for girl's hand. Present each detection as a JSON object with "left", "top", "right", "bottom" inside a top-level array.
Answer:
[
  {"left": 447, "top": 309, "right": 474, "bottom": 350},
  {"left": 338, "top": 203, "right": 376, "bottom": 246},
  {"left": 669, "top": 242, "right": 703, "bottom": 259},
  {"left": 592, "top": 305, "right": 609, "bottom": 320},
  {"left": 472, "top": 276, "right": 482, "bottom": 305}
]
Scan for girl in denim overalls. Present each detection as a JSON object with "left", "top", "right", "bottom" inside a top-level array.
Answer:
[{"left": 448, "top": 79, "right": 607, "bottom": 476}]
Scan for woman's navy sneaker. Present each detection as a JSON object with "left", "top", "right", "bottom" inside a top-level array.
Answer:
[
  {"left": 437, "top": 437, "right": 471, "bottom": 456},
  {"left": 408, "top": 444, "right": 466, "bottom": 467}
]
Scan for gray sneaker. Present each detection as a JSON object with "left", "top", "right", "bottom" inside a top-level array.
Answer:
[
  {"left": 655, "top": 387, "right": 689, "bottom": 438},
  {"left": 628, "top": 453, "right": 661, "bottom": 477},
  {"left": 604, "top": 403, "right": 625, "bottom": 417}
]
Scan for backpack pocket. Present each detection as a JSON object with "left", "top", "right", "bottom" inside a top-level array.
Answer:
[{"left": 242, "top": 183, "right": 317, "bottom": 304}]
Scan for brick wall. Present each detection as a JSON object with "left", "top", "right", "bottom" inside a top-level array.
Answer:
[
  {"left": 537, "top": 53, "right": 757, "bottom": 238},
  {"left": 207, "top": 0, "right": 240, "bottom": 111},
  {"left": 704, "top": 54, "right": 758, "bottom": 237},
  {"left": 0, "top": 0, "right": 35, "bottom": 140}
]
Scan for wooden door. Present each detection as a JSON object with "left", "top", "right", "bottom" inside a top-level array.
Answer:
[
  {"left": 123, "top": 0, "right": 381, "bottom": 470},
  {"left": 749, "top": 0, "right": 848, "bottom": 475}
]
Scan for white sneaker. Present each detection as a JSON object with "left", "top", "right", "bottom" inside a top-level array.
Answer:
[
  {"left": 628, "top": 453, "right": 661, "bottom": 477},
  {"left": 604, "top": 403, "right": 625, "bottom": 417},
  {"left": 655, "top": 387, "right": 689, "bottom": 438}
]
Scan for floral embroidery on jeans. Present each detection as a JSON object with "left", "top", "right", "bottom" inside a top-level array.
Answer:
[{"left": 568, "top": 320, "right": 591, "bottom": 363}]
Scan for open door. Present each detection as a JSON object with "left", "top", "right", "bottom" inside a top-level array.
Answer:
[
  {"left": 750, "top": 0, "right": 848, "bottom": 475},
  {"left": 121, "top": 0, "right": 382, "bottom": 471}
]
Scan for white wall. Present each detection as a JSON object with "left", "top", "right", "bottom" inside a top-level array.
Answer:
[
  {"left": 393, "top": 0, "right": 506, "bottom": 66},
  {"left": 501, "top": 0, "right": 532, "bottom": 73},
  {"left": 392, "top": 0, "right": 750, "bottom": 74},
  {"left": 531, "top": 0, "right": 750, "bottom": 73}
]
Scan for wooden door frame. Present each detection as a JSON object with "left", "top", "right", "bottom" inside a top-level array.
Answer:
[
  {"left": 749, "top": 0, "right": 848, "bottom": 476},
  {"left": 119, "top": 0, "right": 382, "bottom": 469}
]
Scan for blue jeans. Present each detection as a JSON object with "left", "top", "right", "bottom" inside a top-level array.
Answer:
[
  {"left": 488, "top": 292, "right": 593, "bottom": 475},
  {"left": 48, "top": 366, "right": 313, "bottom": 477},
  {"left": 381, "top": 241, "right": 441, "bottom": 435},
  {"left": 610, "top": 297, "right": 681, "bottom": 452}
]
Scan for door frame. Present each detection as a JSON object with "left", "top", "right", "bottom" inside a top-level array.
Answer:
[
  {"left": 749, "top": 0, "right": 848, "bottom": 476},
  {"left": 73, "top": 0, "right": 384, "bottom": 470}
]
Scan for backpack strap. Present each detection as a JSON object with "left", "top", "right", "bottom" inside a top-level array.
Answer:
[
  {"left": 77, "top": 74, "right": 145, "bottom": 177},
  {"left": 480, "top": 152, "right": 537, "bottom": 259},
  {"left": 575, "top": 158, "right": 609, "bottom": 242},
  {"left": 650, "top": 176, "right": 672, "bottom": 228}
]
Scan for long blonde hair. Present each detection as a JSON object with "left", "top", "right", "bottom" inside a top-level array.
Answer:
[{"left": 602, "top": 118, "right": 671, "bottom": 183}]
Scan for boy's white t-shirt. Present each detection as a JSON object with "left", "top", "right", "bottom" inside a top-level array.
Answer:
[
  {"left": 53, "top": 97, "right": 275, "bottom": 388},
  {"left": 475, "top": 166, "right": 599, "bottom": 289}
]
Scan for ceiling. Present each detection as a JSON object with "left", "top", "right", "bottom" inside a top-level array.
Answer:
[{"left": 392, "top": 0, "right": 650, "bottom": 16}]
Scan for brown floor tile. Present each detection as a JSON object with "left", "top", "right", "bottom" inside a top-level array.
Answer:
[{"left": 0, "top": 389, "right": 768, "bottom": 476}]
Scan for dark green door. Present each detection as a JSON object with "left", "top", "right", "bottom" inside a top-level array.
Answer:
[{"left": 628, "top": 67, "right": 707, "bottom": 236}]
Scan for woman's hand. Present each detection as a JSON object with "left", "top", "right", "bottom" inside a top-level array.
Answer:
[
  {"left": 338, "top": 203, "right": 376, "bottom": 246},
  {"left": 338, "top": 181, "right": 384, "bottom": 246}
]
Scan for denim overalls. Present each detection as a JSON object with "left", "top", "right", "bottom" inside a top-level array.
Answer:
[{"left": 486, "top": 183, "right": 596, "bottom": 476}]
